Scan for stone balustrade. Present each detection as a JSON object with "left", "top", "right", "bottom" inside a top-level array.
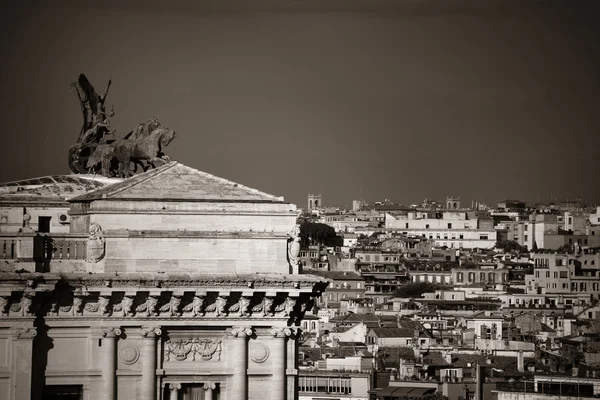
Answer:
[{"left": 0, "top": 233, "right": 88, "bottom": 261}]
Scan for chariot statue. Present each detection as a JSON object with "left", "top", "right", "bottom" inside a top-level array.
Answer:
[{"left": 69, "top": 74, "right": 176, "bottom": 177}]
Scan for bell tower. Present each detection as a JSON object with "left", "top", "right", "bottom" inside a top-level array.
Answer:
[{"left": 308, "top": 194, "right": 322, "bottom": 210}]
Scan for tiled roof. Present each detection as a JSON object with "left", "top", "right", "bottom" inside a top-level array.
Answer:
[
  {"left": 370, "top": 328, "right": 415, "bottom": 338},
  {"left": 306, "top": 271, "right": 364, "bottom": 281}
]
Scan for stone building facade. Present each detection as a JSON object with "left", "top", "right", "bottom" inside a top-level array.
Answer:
[{"left": 0, "top": 162, "right": 328, "bottom": 400}]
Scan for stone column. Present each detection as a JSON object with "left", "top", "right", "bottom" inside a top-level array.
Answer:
[
  {"left": 204, "top": 382, "right": 216, "bottom": 400},
  {"left": 140, "top": 327, "right": 162, "bottom": 400},
  {"left": 169, "top": 383, "right": 181, "bottom": 400},
  {"left": 230, "top": 327, "right": 252, "bottom": 400},
  {"left": 270, "top": 327, "right": 292, "bottom": 400},
  {"left": 101, "top": 328, "right": 121, "bottom": 400},
  {"left": 12, "top": 327, "right": 36, "bottom": 400}
]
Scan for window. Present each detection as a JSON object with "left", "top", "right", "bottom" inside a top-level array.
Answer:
[
  {"left": 38, "top": 216, "right": 52, "bottom": 233},
  {"left": 535, "top": 271, "right": 540, "bottom": 278},
  {"left": 457, "top": 272, "right": 464, "bottom": 282},
  {"left": 479, "top": 235, "right": 489, "bottom": 240},
  {"left": 426, "top": 224, "right": 430, "bottom": 229},
  {"left": 42, "top": 386, "right": 83, "bottom": 400},
  {"left": 448, "top": 223, "right": 452, "bottom": 229},
  {"left": 545, "top": 271, "right": 550, "bottom": 278},
  {"left": 459, "top": 234, "right": 464, "bottom": 239},
  {"left": 560, "top": 271, "right": 568, "bottom": 278}
]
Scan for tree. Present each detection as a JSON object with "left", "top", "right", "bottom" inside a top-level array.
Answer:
[
  {"left": 395, "top": 282, "right": 440, "bottom": 298},
  {"left": 556, "top": 243, "right": 575, "bottom": 254},
  {"left": 423, "top": 392, "right": 449, "bottom": 400},
  {"left": 299, "top": 221, "right": 337, "bottom": 247},
  {"left": 496, "top": 240, "right": 528, "bottom": 254}
]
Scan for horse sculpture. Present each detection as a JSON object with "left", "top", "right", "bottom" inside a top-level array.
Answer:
[{"left": 87, "top": 125, "right": 176, "bottom": 177}]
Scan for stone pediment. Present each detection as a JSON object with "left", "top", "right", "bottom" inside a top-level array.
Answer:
[{"left": 69, "top": 162, "right": 286, "bottom": 203}]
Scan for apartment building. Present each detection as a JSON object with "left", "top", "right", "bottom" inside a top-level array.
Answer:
[{"left": 385, "top": 211, "right": 497, "bottom": 249}]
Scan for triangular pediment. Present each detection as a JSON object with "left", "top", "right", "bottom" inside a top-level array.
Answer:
[{"left": 69, "top": 162, "right": 286, "bottom": 203}]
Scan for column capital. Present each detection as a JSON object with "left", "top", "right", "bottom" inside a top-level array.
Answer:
[
  {"left": 140, "top": 326, "right": 162, "bottom": 339},
  {"left": 231, "top": 326, "right": 253, "bottom": 338},
  {"left": 270, "top": 327, "right": 293, "bottom": 338},
  {"left": 15, "top": 327, "right": 37, "bottom": 340},
  {"left": 101, "top": 327, "right": 122, "bottom": 339},
  {"left": 204, "top": 383, "right": 216, "bottom": 390},
  {"left": 169, "top": 383, "right": 182, "bottom": 390}
]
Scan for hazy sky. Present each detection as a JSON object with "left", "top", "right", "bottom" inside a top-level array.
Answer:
[{"left": 1, "top": 0, "right": 599, "bottom": 208}]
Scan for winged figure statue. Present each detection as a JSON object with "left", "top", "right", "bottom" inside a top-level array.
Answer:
[
  {"left": 68, "top": 74, "right": 176, "bottom": 177},
  {"left": 68, "top": 74, "right": 116, "bottom": 174}
]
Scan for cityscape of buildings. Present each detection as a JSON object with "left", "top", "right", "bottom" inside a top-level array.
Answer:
[{"left": 294, "top": 193, "right": 600, "bottom": 400}]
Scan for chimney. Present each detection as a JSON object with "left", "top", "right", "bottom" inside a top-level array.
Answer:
[
  {"left": 445, "top": 353, "right": 452, "bottom": 364},
  {"left": 517, "top": 350, "right": 524, "bottom": 373}
]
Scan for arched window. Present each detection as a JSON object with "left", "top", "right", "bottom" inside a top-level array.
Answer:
[{"left": 311, "top": 322, "right": 316, "bottom": 330}]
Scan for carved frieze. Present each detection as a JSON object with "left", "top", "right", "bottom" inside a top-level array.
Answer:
[
  {"left": 0, "top": 283, "right": 326, "bottom": 322},
  {"left": 164, "top": 338, "right": 222, "bottom": 362}
]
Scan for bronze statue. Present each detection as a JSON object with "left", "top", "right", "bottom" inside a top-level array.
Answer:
[
  {"left": 69, "top": 74, "right": 176, "bottom": 177},
  {"left": 86, "top": 123, "right": 176, "bottom": 177}
]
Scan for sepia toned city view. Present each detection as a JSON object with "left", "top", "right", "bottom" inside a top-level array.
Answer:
[{"left": 1, "top": 1, "right": 599, "bottom": 400}]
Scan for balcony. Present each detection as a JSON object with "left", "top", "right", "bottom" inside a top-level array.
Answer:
[{"left": 0, "top": 232, "right": 88, "bottom": 272}]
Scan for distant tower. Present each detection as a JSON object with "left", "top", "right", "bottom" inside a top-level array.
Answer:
[
  {"left": 352, "top": 200, "right": 365, "bottom": 211},
  {"left": 446, "top": 196, "right": 460, "bottom": 210},
  {"left": 308, "top": 194, "right": 322, "bottom": 210}
]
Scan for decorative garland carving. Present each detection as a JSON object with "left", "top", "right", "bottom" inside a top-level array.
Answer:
[
  {"left": 164, "top": 339, "right": 222, "bottom": 361},
  {"left": 84, "top": 302, "right": 100, "bottom": 313},
  {"left": 59, "top": 305, "right": 72, "bottom": 313}
]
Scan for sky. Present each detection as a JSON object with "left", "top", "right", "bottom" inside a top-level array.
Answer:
[{"left": 1, "top": 0, "right": 599, "bottom": 209}]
